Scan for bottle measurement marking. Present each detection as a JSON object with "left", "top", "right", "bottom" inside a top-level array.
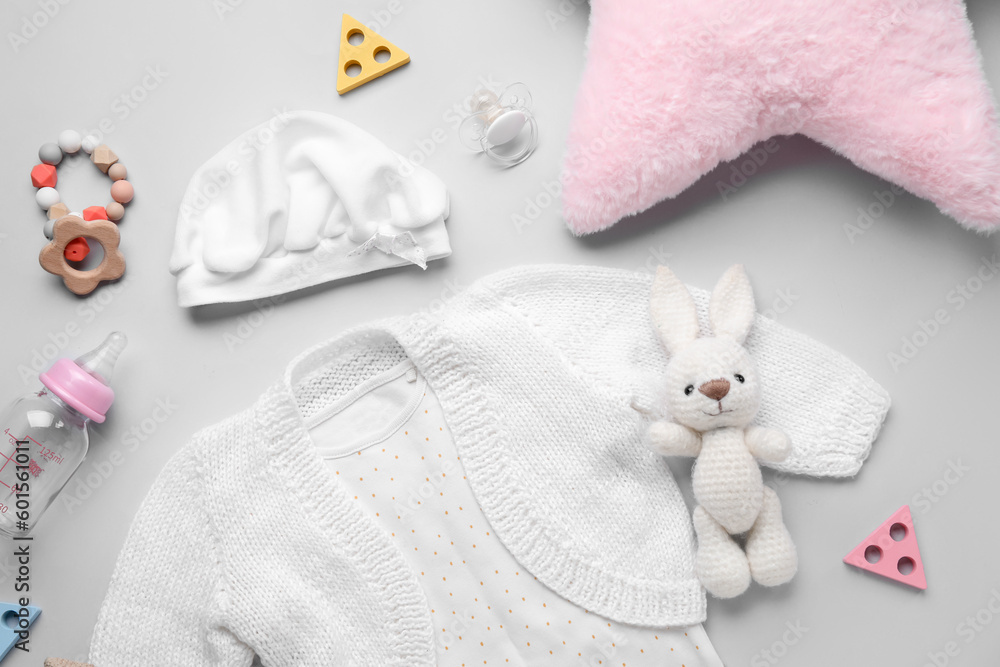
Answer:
[
  {"left": 0, "top": 441, "right": 23, "bottom": 491},
  {"left": 4, "top": 430, "right": 43, "bottom": 449},
  {"left": 2, "top": 430, "right": 62, "bottom": 465},
  {"left": 0, "top": 436, "right": 30, "bottom": 499},
  {"left": 0, "top": 430, "right": 61, "bottom": 494}
]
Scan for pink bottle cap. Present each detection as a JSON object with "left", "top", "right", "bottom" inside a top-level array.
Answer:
[{"left": 39, "top": 332, "right": 126, "bottom": 424}]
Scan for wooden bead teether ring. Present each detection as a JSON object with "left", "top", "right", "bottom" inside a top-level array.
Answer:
[
  {"left": 39, "top": 215, "right": 125, "bottom": 295},
  {"left": 31, "top": 132, "right": 133, "bottom": 293}
]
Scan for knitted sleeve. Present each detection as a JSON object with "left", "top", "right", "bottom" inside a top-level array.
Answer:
[
  {"left": 89, "top": 444, "right": 253, "bottom": 666},
  {"left": 492, "top": 265, "right": 890, "bottom": 477}
]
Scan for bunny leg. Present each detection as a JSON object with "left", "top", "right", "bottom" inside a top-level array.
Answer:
[
  {"left": 745, "top": 486, "right": 798, "bottom": 587},
  {"left": 693, "top": 505, "right": 751, "bottom": 598}
]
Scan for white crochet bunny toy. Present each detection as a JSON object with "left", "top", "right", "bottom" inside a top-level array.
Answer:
[{"left": 647, "top": 265, "right": 797, "bottom": 598}]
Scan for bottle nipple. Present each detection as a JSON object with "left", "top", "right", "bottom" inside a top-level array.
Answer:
[{"left": 74, "top": 331, "right": 128, "bottom": 385}]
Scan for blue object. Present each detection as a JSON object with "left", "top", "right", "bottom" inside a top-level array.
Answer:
[{"left": 0, "top": 601, "right": 41, "bottom": 662}]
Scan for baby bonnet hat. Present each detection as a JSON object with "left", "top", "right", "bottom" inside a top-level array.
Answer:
[{"left": 169, "top": 110, "right": 451, "bottom": 307}]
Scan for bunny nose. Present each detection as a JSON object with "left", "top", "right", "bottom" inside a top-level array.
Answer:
[{"left": 699, "top": 379, "right": 730, "bottom": 401}]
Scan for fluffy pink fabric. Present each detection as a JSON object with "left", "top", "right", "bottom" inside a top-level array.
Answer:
[{"left": 562, "top": 0, "right": 1000, "bottom": 234}]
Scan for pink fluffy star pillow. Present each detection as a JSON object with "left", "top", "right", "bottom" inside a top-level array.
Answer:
[{"left": 561, "top": 0, "right": 1000, "bottom": 234}]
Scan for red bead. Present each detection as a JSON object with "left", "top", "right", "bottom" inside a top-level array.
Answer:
[
  {"left": 64, "top": 237, "right": 90, "bottom": 262},
  {"left": 82, "top": 206, "right": 108, "bottom": 221},
  {"left": 30, "top": 164, "right": 57, "bottom": 188}
]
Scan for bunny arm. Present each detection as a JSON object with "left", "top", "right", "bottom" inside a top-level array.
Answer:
[
  {"left": 648, "top": 421, "right": 702, "bottom": 457},
  {"left": 745, "top": 425, "right": 792, "bottom": 463}
]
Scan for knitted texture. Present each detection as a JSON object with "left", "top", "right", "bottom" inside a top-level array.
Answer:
[
  {"left": 648, "top": 265, "right": 797, "bottom": 598},
  {"left": 562, "top": 0, "right": 1000, "bottom": 234},
  {"left": 90, "top": 265, "right": 890, "bottom": 664}
]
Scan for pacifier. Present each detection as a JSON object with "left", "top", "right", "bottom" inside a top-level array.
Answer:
[{"left": 458, "top": 83, "right": 538, "bottom": 167}]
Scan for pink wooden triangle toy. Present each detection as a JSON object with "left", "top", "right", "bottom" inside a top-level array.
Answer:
[{"left": 844, "top": 505, "right": 926, "bottom": 590}]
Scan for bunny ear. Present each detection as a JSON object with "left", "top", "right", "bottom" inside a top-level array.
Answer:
[
  {"left": 650, "top": 266, "right": 700, "bottom": 354},
  {"left": 709, "top": 265, "right": 756, "bottom": 343}
]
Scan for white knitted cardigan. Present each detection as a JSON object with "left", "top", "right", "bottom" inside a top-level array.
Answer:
[{"left": 90, "top": 265, "right": 890, "bottom": 666}]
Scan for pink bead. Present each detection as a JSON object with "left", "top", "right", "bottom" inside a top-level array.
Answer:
[
  {"left": 105, "top": 202, "right": 125, "bottom": 222},
  {"left": 110, "top": 180, "right": 134, "bottom": 204}
]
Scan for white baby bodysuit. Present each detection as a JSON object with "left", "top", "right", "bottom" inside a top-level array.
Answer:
[{"left": 314, "top": 360, "right": 724, "bottom": 667}]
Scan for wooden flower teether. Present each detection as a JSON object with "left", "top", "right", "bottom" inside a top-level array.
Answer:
[{"left": 39, "top": 215, "right": 125, "bottom": 295}]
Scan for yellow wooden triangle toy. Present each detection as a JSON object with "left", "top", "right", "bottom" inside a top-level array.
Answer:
[{"left": 336, "top": 14, "right": 410, "bottom": 95}]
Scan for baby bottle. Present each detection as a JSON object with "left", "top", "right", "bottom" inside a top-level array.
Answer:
[{"left": 0, "top": 332, "right": 126, "bottom": 537}]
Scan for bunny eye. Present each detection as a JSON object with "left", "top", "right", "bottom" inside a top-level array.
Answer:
[
  {"left": 734, "top": 374, "right": 745, "bottom": 383},
  {"left": 684, "top": 385, "right": 695, "bottom": 395}
]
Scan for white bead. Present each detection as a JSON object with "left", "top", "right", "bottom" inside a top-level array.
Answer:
[
  {"left": 81, "top": 135, "right": 100, "bottom": 154},
  {"left": 43, "top": 218, "right": 56, "bottom": 240},
  {"left": 58, "top": 130, "right": 82, "bottom": 154},
  {"left": 35, "top": 187, "right": 60, "bottom": 210}
]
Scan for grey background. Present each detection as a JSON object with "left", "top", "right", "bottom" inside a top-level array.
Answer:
[{"left": 1, "top": 0, "right": 999, "bottom": 664}]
